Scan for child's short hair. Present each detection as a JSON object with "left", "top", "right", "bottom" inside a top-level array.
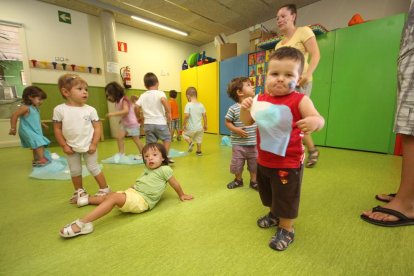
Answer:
[
  {"left": 21, "top": 86, "right": 47, "bottom": 105},
  {"left": 57, "top": 74, "right": 87, "bottom": 99},
  {"left": 105, "top": 81, "right": 125, "bottom": 103},
  {"left": 142, "top": 142, "right": 169, "bottom": 166},
  {"left": 227, "top": 77, "right": 250, "bottom": 102},
  {"left": 144, "top": 72, "right": 159, "bottom": 89},
  {"left": 169, "top": 90, "right": 178, "bottom": 99},
  {"left": 186, "top": 87, "right": 197, "bottom": 98},
  {"left": 269, "top": 47, "right": 305, "bottom": 75}
]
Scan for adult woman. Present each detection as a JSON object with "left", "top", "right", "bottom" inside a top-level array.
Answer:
[{"left": 275, "top": 4, "right": 321, "bottom": 168}]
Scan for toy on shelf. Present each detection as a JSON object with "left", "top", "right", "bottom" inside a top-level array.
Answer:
[{"left": 183, "top": 51, "right": 216, "bottom": 70}]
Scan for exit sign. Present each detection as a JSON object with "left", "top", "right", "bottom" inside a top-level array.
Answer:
[{"left": 58, "top": 11, "right": 71, "bottom": 24}]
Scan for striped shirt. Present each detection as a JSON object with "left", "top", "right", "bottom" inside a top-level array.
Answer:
[{"left": 225, "top": 103, "right": 257, "bottom": 146}]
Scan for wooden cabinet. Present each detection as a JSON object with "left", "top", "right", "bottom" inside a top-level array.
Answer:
[{"left": 180, "top": 62, "right": 219, "bottom": 134}]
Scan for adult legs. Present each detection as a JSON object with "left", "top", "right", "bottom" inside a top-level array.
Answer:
[{"left": 362, "top": 134, "right": 414, "bottom": 221}]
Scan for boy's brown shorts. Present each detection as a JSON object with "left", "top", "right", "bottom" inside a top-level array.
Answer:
[{"left": 257, "top": 164, "right": 304, "bottom": 219}]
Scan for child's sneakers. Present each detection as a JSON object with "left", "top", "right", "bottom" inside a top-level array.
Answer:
[
  {"left": 227, "top": 179, "right": 243, "bottom": 189},
  {"left": 269, "top": 227, "right": 295, "bottom": 251}
]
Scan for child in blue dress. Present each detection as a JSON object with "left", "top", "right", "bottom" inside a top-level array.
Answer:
[{"left": 9, "top": 86, "right": 50, "bottom": 166}]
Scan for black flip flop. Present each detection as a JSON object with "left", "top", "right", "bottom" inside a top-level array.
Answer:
[
  {"left": 360, "top": 206, "right": 414, "bottom": 227},
  {"left": 374, "top": 193, "right": 396, "bottom": 203}
]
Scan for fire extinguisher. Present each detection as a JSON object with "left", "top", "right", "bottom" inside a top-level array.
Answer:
[{"left": 120, "top": 66, "right": 131, "bottom": 89}]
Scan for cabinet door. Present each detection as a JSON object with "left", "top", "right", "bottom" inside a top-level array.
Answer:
[
  {"left": 197, "top": 62, "right": 219, "bottom": 134},
  {"left": 326, "top": 14, "right": 405, "bottom": 153},
  {"left": 219, "top": 54, "right": 248, "bottom": 135},
  {"left": 180, "top": 67, "right": 198, "bottom": 113},
  {"left": 312, "top": 32, "right": 336, "bottom": 146}
]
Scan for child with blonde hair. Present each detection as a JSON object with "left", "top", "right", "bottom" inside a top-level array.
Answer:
[
  {"left": 59, "top": 143, "right": 193, "bottom": 238},
  {"left": 53, "top": 74, "right": 110, "bottom": 205},
  {"left": 182, "top": 87, "right": 207, "bottom": 156},
  {"left": 9, "top": 86, "right": 50, "bottom": 166}
]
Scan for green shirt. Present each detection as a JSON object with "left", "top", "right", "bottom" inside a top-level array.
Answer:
[{"left": 133, "top": 166, "right": 173, "bottom": 209}]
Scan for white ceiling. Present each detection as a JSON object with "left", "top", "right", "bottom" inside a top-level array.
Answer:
[{"left": 38, "top": 0, "right": 319, "bottom": 46}]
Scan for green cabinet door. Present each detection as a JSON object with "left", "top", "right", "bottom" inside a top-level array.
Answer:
[
  {"left": 312, "top": 31, "right": 336, "bottom": 146},
  {"left": 326, "top": 14, "right": 405, "bottom": 153}
]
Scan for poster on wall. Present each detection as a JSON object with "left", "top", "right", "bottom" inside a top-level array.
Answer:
[{"left": 0, "top": 23, "right": 25, "bottom": 118}]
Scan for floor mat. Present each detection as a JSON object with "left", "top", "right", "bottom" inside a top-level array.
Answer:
[{"left": 102, "top": 148, "right": 188, "bottom": 165}]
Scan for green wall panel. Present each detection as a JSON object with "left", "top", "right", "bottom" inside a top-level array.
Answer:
[
  {"left": 326, "top": 14, "right": 405, "bottom": 153},
  {"left": 312, "top": 31, "right": 336, "bottom": 146}
]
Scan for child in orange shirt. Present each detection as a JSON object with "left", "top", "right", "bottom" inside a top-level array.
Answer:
[{"left": 168, "top": 90, "right": 181, "bottom": 141}]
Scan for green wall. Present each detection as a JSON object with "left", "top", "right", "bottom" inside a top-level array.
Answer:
[{"left": 33, "top": 83, "right": 182, "bottom": 143}]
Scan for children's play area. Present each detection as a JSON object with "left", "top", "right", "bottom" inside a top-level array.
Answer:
[{"left": 1, "top": 0, "right": 414, "bottom": 275}]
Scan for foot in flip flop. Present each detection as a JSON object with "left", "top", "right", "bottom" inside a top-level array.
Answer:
[
  {"left": 360, "top": 206, "right": 414, "bottom": 227},
  {"left": 375, "top": 193, "right": 396, "bottom": 203}
]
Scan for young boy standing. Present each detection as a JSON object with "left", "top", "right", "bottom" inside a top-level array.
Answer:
[
  {"left": 182, "top": 87, "right": 207, "bottom": 156},
  {"left": 136, "top": 73, "right": 173, "bottom": 162},
  {"left": 225, "top": 77, "right": 258, "bottom": 190},
  {"left": 168, "top": 90, "right": 181, "bottom": 141},
  {"left": 240, "top": 47, "right": 324, "bottom": 251}
]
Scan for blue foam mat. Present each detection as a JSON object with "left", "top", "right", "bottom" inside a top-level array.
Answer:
[
  {"left": 102, "top": 148, "right": 188, "bottom": 165},
  {"left": 29, "top": 157, "right": 92, "bottom": 180}
]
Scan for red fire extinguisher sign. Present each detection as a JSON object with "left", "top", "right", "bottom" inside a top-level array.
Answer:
[{"left": 117, "top": 41, "right": 128, "bottom": 52}]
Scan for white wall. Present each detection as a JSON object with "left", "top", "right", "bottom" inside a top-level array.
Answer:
[
  {"left": 116, "top": 24, "right": 198, "bottom": 91},
  {"left": 0, "top": 0, "right": 199, "bottom": 90},
  {"left": 201, "top": 0, "right": 410, "bottom": 58}
]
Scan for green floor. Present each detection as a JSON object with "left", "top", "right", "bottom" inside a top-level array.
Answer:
[{"left": 1, "top": 134, "right": 413, "bottom": 275}]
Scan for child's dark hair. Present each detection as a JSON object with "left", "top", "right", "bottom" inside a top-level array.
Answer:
[
  {"left": 269, "top": 47, "right": 305, "bottom": 75},
  {"left": 169, "top": 90, "right": 178, "bottom": 99},
  {"left": 105, "top": 81, "right": 125, "bottom": 103},
  {"left": 278, "top": 4, "right": 297, "bottom": 24},
  {"left": 21, "top": 86, "right": 47, "bottom": 105},
  {"left": 142, "top": 142, "right": 169, "bottom": 166},
  {"left": 227, "top": 77, "right": 250, "bottom": 102},
  {"left": 186, "top": 87, "right": 197, "bottom": 98},
  {"left": 57, "top": 74, "right": 87, "bottom": 99},
  {"left": 144, "top": 72, "right": 159, "bottom": 89}
]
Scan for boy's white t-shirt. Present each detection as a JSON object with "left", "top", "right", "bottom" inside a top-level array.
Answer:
[
  {"left": 184, "top": 102, "right": 206, "bottom": 131},
  {"left": 136, "top": 90, "right": 167, "bottom": 125},
  {"left": 53, "top": 104, "right": 99, "bottom": 152}
]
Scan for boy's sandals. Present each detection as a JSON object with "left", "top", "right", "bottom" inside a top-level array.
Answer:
[
  {"left": 60, "top": 219, "right": 94, "bottom": 238},
  {"left": 227, "top": 179, "right": 243, "bottom": 189},
  {"left": 305, "top": 148, "right": 319, "bottom": 168},
  {"left": 249, "top": 181, "right": 258, "bottom": 191},
  {"left": 257, "top": 212, "right": 280, "bottom": 228},
  {"left": 269, "top": 227, "right": 295, "bottom": 251}
]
